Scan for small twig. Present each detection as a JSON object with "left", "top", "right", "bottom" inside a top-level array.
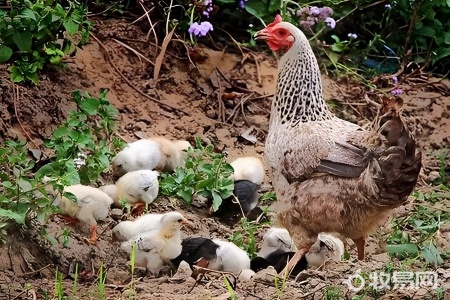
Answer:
[
  {"left": 138, "top": 2, "right": 158, "bottom": 51},
  {"left": 17, "top": 264, "right": 52, "bottom": 277},
  {"left": 214, "top": 67, "right": 256, "bottom": 94},
  {"left": 402, "top": 0, "right": 422, "bottom": 72},
  {"left": 154, "top": 26, "right": 176, "bottom": 81},
  {"left": 250, "top": 53, "right": 262, "bottom": 86},
  {"left": 112, "top": 38, "right": 154, "bottom": 66},
  {"left": 90, "top": 33, "right": 189, "bottom": 116}
]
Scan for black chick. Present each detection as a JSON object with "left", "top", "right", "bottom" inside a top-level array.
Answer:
[
  {"left": 171, "top": 237, "right": 219, "bottom": 268},
  {"left": 250, "top": 249, "right": 308, "bottom": 277},
  {"left": 214, "top": 180, "right": 260, "bottom": 225}
]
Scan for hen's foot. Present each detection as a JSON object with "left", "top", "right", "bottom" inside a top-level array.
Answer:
[{"left": 280, "top": 246, "right": 312, "bottom": 278}]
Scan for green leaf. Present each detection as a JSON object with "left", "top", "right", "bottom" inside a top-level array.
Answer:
[
  {"left": 211, "top": 190, "right": 223, "bottom": 212},
  {"left": 26, "top": 72, "right": 39, "bottom": 85},
  {"left": 17, "top": 179, "right": 32, "bottom": 192},
  {"left": 268, "top": 0, "right": 281, "bottom": 13},
  {"left": 53, "top": 126, "right": 69, "bottom": 138},
  {"left": 63, "top": 19, "right": 79, "bottom": 35},
  {"left": 434, "top": 47, "right": 450, "bottom": 61},
  {"left": 178, "top": 190, "right": 192, "bottom": 205},
  {"left": 0, "top": 46, "right": 13, "bottom": 63},
  {"left": 422, "top": 243, "right": 444, "bottom": 266},
  {"left": 387, "top": 243, "right": 419, "bottom": 259},
  {"left": 19, "top": 8, "right": 37, "bottom": 20},
  {"left": 445, "top": 33, "right": 450, "bottom": 45},
  {"left": 80, "top": 98, "right": 100, "bottom": 115},
  {"left": 415, "top": 26, "right": 436, "bottom": 37},
  {"left": 9, "top": 66, "right": 24, "bottom": 83},
  {"left": 447, "top": 0, "right": 450, "bottom": 7},
  {"left": 215, "top": 0, "right": 235, "bottom": 3},
  {"left": 0, "top": 208, "right": 25, "bottom": 224},
  {"left": 245, "top": 0, "right": 267, "bottom": 18},
  {"left": 12, "top": 31, "right": 33, "bottom": 53}
]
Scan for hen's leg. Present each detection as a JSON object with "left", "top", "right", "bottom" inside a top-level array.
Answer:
[
  {"left": 280, "top": 245, "right": 312, "bottom": 277},
  {"left": 352, "top": 237, "right": 365, "bottom": 260},
  {"left": 131, "top": 202, "right": 146, "bottom": 217}
]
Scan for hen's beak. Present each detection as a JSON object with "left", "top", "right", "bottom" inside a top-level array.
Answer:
[{"left": 254, "top": 29, "right": 270, "bottom": 41}]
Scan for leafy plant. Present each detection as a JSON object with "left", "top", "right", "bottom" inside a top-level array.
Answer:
[
  {"left": 387, "top": 188, "right": 450, "bottom": 266},
  {"left": 159, "top": 137, "right": 234, "bottom": 210},
  {"left": 0, "top": 0, "right": 91, "bottom": 84},
  {"left": 228, "top": 217, "right": 260, "bottom": 258},
  {"left": 0, "top": 89, "right": 121, "bottom": 243},
  {"left": 42, "top": 89, "right": 122, "bottom": 185},
  {"left": 324, "top": 285, "right": 344, "bottom": 300}
]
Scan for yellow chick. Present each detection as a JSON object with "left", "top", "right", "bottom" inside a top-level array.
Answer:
[
  {"left": 229, "top": 156, "right": 265, "bottom": 185},
  {"left": 100, "top": 170, "right": 159, "bottom": 215},
  {"left": 111, "top": 212, "right": 164, "bottom": 242},
  {"left": 305, "top": 233, "right": 344, "bottom": 267},
  {"left": 120, "top": 211, "right": 189, "bottom": 275},
  {"left": 52, "top": 184, "right": 113, "bottom": 244}
]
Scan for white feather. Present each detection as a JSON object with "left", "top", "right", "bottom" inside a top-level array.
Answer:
[
  {"left": 258, "top": 227, "right": 297, "bottom": 258},
  {"left": 305, "top": 233, "right": 344, "bottom": 267},
  {"left": 208, "top": 239, "right": 250, "bottom": 273},
  {"left": 112, "top": 213, "right": 164, "bottom": 242},
  {"left": 230, "top": 157, "right": 265, "bottom": 185}
]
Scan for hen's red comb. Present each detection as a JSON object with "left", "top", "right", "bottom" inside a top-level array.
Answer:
[{"left": 266, "top": 14, "right": 282, "bottom": 28}]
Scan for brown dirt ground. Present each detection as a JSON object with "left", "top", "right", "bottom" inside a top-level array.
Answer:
[{"left": 0, "top": 16, "right": 450, "bottom": 300}]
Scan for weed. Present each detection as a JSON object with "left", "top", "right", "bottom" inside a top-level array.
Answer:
[
  {"left": 223, "top": 275, "right": 238, "bottom": 300},
  {"left": 324, "top": 285, "right": 344, "bottom": 300},
  {"left": 97, "top": 262, "right": 106, "bottom": 300},
  {"left": 0, "top": 89, "right": 121, "bottom": 243},
  {"left": 228, "top": 217, "right": 261, "bottom": 258},
  {"left": 0, "top": 0, "right": 91, "bottom": 84},
  {"left": 54, "top": 268, "right": 65, "bottom": 300},
  {"left": 72, "top": 263, "right": 79, "bottom": 297},
  {"left": 159, "top": 137, "right": 234, "bottom": 210},
  {"left": 273, "top": 274, "right": 288, "bottom": 299}
]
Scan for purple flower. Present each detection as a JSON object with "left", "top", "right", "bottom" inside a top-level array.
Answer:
[
  {"left": 347, "top": 33, "right": 357, "bottom": 39},
  {"left": 318, "top": 6, "right": 333, "bottom": 21},
  {"left": 188, "top": 21, "right": 213, "bottom": 37},
  {"left": 391, "top": 88, "right": 403, "bottom": 96},
  {"left": 392, "top": 76, "right": 398, "bottom": 85},
  {"left": 325, "top": 17, "right": 336, "bottom": 29},
  {"left": 310, "top": 6, "right": 320, "bottom": 16}
]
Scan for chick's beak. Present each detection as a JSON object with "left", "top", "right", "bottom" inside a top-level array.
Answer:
[
  {"left": 254, "top": 29, "right": 271, "bottom": 41},
  {"left": 181, "top": 218, "right": 190, "bottom": 226}
]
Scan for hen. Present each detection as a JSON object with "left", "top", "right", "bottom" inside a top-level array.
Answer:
[{"left": 255, "top": 15, "right": 422, "bottom": 270}]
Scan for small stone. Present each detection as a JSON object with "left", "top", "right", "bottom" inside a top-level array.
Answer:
[
  {"left": 426, "top": 171, "right": 441, "bottom": 183},
  {"left": 170, "top": 261, "right": 192, "bottom": 282},
  {"left": 109, "top": 209, "right": 124, "bottom": 220}
]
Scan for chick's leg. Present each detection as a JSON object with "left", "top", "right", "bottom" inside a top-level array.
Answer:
[
  {"left": 280, "top": 245, "right": 313, "bottom": 277},
  {"left": 56, "top": 214, "right": 79, "bottom": 225},
  {"left": 131, "top": 202, "right": 146, "bottom": 217},
  {"left": 352, "top": 237, "right": 365, "bottom": 260},
  {"left": 89, "top": 224, "right": 98, "bottom": 244}
]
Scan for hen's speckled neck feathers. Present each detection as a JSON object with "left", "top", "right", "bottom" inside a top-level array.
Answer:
[{"left": 273, "top": 22, "right": 333, "bottom": 125}]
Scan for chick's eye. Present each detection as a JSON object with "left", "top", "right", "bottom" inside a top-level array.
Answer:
[{"left": 177, "top": 219, "right": 183, "bottom": 223}]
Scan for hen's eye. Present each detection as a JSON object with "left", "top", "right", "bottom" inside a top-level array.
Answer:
[{"left": 278, "top": 29, "right": 286, "bottom": 35}]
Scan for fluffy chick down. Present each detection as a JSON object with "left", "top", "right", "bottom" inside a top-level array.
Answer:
[
  {"left": 229, "top": 156, "right": 265, "bottom": 185},
  {"left": 120, "top": 212, "right": 189, "bottom": 274},
  {"left": 111, "top": 212, "right": 164, "bottom": 242},
  {"left": 258, "top": 227, "right": 297, "bottom": 259}
]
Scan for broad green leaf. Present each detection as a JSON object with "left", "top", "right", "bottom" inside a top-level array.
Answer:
[
  {"left": 63, "top": 19, "right": 79, "bottom": 35},
  {"left": 178, "top": 190, "right": 192, "bottom": 205},
  {"left": 0, "top": 45, "right": 13, "bottom": 63},
  {"left": 26, "top": 72, "right": 39, "bottom": 85},
  {"left": 80, "top": 98, "right": 100, "bottom": 115},
  {"left": 9, "top": 66, "right": 24, "bottom": 83},
  {"left": 19, "top": 8, "right": 37, "bottom": 20},
  {"left": 434, "top": 47, "right": 450, "bottom": 61},
  {"left": 211, "top": 190, "right": 223, "bottom": 212},
  {"left": 53, "top": 126, "right": 69, "bottom": 138},
  {"left": 12, "top": 31, "right": 33, "bottom": 53},
  {"left": 245, "top": 0, "right": 267, "bottom": 18},
  {"left": 17, "top": 179, "right": 32, "bottom": 192},
  {"left": 268, "top": 0, "right": 281, "bottom": 13},
  {"left": 0, "top": 208, "right": 25, "bottom": 224},
  {"left": 387, "top": 243, "right": 419, "bottom": 259},
  {"left": 415, "top": 26, "right": 436, "bottom": 37}
]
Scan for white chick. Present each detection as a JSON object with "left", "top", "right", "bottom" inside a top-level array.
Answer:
[
  {"left": 208, "top": 239, "right": 251, "bottom": 274},
  {"left": 112, "top": 213, "right": 164, "bottom": 242},
  {"left": 150, "top": 137, "right": 191, "bottom": 171},
  {"left": 305, "top": 233, "right": 344, "bottom": 267},
  {"left": 51, "top": 184, "right": 113, "bottom": 244},
  {"left": 120, "top": 212, "right": 189, "bottom": 275},
  {"left": 100, "top": 170, "right": 159, "bottom": 215},
  {"left": 112, "top": 139, "right": 162, "bottom": 177},
  {"left": 229, "top": 156, "right": 265, "bottom": 185},
  {"left": 239, "top": 269, "right": 256, "bottom": 282},
  {"left": 258, "top": 227, "right": 297, "bottom": 259}
]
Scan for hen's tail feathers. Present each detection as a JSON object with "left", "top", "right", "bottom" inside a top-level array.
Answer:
[{"left": 373, "top": 96, "right": 422, "bottom": 206}]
